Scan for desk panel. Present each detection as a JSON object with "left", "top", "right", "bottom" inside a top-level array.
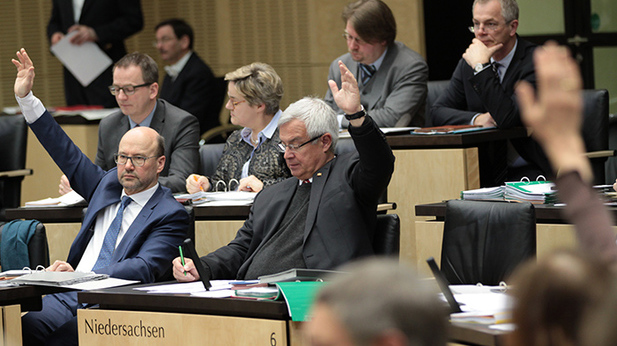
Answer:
[{"left": 78, "top": 309, "right": 292, "bottom": 345}]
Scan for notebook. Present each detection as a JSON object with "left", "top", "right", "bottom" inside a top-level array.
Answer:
[
  {"left": 182, "top": 238, "right": 212, "bottom": 291},
  {"left": 426, "top": 257, "right": 462, "bottom": 313}
]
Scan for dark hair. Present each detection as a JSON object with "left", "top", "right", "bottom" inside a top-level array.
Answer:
[
  {"left": 155, "top": 18, "right": 194, "bottom": 50},
  {"left": 342, "top": 0, "right": 396, "bottom": 46},
  {"left": 114, "top": 52, "right": 159, "bottom": 84}
]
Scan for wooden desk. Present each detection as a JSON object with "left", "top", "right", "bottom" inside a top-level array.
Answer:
[
  {"left": 5, "top": 205, "right": 251, "bottom": 265},
  {"left": 385, "top": 128, "right": 527, "bottom": 268},
  {"left": 77, "top": 284, "right": 302, "bottom": 345},
  {"left": 414, "top": 201, "right": 617, "bottom": 272}
]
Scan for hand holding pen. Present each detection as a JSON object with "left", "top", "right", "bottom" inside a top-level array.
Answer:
[{"left": 185, "top": 174, "right": 209, "bottom": 194}]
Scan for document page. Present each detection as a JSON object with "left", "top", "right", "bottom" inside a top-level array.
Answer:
[{"left": 50, "top": 31, "right": 112, "bottom": 87}]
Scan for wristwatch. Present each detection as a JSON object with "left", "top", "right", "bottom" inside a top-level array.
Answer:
[
  {"left": 344, "top": 105, "right": 366, "bottom": 121},
  {"left": 474, "top": 62, "right": 491, "bottom": 73}
]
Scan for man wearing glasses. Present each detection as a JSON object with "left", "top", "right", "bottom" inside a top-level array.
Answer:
[
  {"left": 431, "top": 0, "right": 550, "bottom": 183},
  {"left": 13, "top": 48, "right": 189, "bottom": 345},
  {"left": 324, "top": 0, "right": 428, "bottom": 128},
  {"left": 58, "top": 52, "right": 200, "bottom": 194},
  {"left": 172, "top": 60, "right": 395, "bottom": 282}
]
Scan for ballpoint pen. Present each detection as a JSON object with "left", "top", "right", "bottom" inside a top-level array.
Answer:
[{"left": 179, "top": 245, "right": 187, "bottom": 276}]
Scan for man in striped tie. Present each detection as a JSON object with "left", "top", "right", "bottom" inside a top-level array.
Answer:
[
  {"left": 13, "top": 48, "right": 188, "bottom": 346},
  {"left": 324, "top": 0, "right": 428, "bottom": 128}
]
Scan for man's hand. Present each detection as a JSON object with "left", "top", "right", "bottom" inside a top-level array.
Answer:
[
  {"left": 473, "top": 112, "right": 497, "bottom": 127},
  {"left": 463, "top": 38, "right": 503, "bottom": 68},
  {"left": 172, "top": 256, "right": 199, "bottom": 282},
  {"left": 516, "top": 42, "right": 589, "bottom": 182},
  {"left": 238, "top": 175, "right": 264, "bottom": 192},
  {"left": 47, "top": 260, "right": 75, "bottom": 272},
  {"left": 186, "top": 174, "right": 210, "bottom": 193},
  {"left": 50, "top": 32, "right": 64, "bottom": 45},
  {"left": 328, "top": 61, "right": 362, "bottom": 116},
  {"left": 59, "top": 174, "right": 73, "bottom": 195},
  {"left": 67, "top": 25, "right": 98, "bottom": 45},
  {"left": 12, "top": 48, "right": 35, "bottom": 98}
]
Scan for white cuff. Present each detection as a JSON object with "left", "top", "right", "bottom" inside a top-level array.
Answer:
[{"left": 15, "top": 91, "right": 46, "bottom": 124}]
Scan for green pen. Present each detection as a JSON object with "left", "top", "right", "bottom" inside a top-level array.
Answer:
[{"left": 179, "top": 245, "right": 187, "bottom": 276}]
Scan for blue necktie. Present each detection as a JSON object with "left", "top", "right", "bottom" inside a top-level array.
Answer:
[
  {"left": 359, "top": 64, "right": 376, "bottom": 85},
  {"left": 92, "top": 196, "right": 132, "bottom": 271}
]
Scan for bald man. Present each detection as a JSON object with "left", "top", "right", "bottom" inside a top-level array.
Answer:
[{"left": 13, "top": 48, "right": 188, "bottom": 346}]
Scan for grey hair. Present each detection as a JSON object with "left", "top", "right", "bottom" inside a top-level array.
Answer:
[
  {"left": 315, "top": 258, "right": 448, "bottom": 346},
  {"left": 473, "top": 0, "right": 519, "bottom": 23},
  {"left": 279, "top": 97, "right": 339, "bottom": 152}
]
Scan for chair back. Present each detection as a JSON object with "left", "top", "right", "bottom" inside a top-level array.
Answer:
[
  {"left": 441, "top": 200, "right": 536, "bottom": 285},
  {"left": 373, "top": 214, "right": 400, "bottom": 256},
  {"left": 581, "top": 89, "right": 609, "bottom": 185},
  {"left": 0, "top": 115, "right": 28, "bottom": 218},
  {"left": 425, "top": 80, "right": 450, "bottom": 127},
  {"left": 198, "top": 143, "right": 226, "bottom": 177},
  {"left": 334, "top": 138, "right": 357, "bottom": 156},
  {"left": 0, "top": 220, "right": 49, "bottom": 269}
]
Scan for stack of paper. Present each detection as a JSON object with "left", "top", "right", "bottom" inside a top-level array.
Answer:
[
  {"left": 25, "top": 190, "right": 86, "bottom": 207},
  {"left": 461, "top": 186, "right": 504, "bottom": 201},
  {"left": 504, "top": 181, "right": 557, "bottom": 204},
  {"left": 175, "top": 191, "right": 257, "bottom": 206}
]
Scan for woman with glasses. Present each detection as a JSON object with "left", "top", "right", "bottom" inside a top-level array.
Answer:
[{"left": 186, "top": 62, "right": 290, "bottom": 193}]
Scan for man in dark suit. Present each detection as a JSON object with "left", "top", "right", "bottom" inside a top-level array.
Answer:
[
  {"left": 173, "top": 61, "right": 395, "bottom": 281},
  {"left": 47, "top": 0, "right": 143, "bottom": 108},
  {"left": 59, "top": 52, "right": 200, "bottom": 194},
  {"left": 431, "top": 0, "right": 550, "bottom": 182},
  {"left": 13, "top": 48, "right": 188, "bottom": 346},
  {"left": 155, "top": 19, "right": 220, "bottom": 135},
  {"left": 324, "top": 0, "right": 428, "bottom": 128}
]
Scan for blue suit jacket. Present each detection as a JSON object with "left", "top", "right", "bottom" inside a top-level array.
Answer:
[{"left": 29, "top": 111, "right": 188, "bottom": 283}]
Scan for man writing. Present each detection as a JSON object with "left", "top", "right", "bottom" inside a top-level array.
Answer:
[
  {"left": 13, "top": 48, "right": 188, "bottom": 346},
  {"left": 155, "top": 18, "right": 220, "bottom": 134},
  {"left": 173, "top": 60, "right": 395, "bottom": 281},
  {"left": 59, "top": 52, "right": 200, "bottom": 194},
  {"left": 431, "top": 0, "right": 550, "bottom": 182},
  {"left": 324, "top": 0, "right": 428, "bottom": 128}
]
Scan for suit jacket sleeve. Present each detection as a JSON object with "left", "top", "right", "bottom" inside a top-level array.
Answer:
[
  {"left": 157, "top": 110, "right": 200, "bottom": 192},
  {"left": 431, "top": 59, "right": 479, "bottom": 125},
  {"left": 91, "top": 0, "right": 143, "bottom": 45}
]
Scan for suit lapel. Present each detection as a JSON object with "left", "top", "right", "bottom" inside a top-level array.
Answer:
[
  {"left": 150, "top": 100, "right": 165, "bottom": 134},
  {"left": 304, "top": 158, "right": 335, "bottom": 240},
  {"left": 78, "top": 0, "right": 94, "bottom": 23}
]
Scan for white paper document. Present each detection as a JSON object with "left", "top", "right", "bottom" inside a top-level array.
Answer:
[
  {"left": 50, "top": 31, "right": 112, "bottom": 87},
  {"left": 25, "top": 190, "right": 86, "bottom": 207}
]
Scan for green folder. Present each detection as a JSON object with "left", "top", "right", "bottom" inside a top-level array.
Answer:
[{"left": 276, "top": 281, "right": 326, "bottom": 322}]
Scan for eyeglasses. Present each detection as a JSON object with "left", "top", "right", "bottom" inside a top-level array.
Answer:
[
  {"left": 277, "top": 134, "right": 324, "bottom": 153},
  {"left": 108, "top": 83, "right": 152, "bottom": 96},
  {"left": 152, "top": 36, "right": 176, "bottom": 47},
  {"left": 468, "top": 21, "right": 509, "bottom": 33},
  {"left": 114, "top": 154, "right": 158, "bottom": 167},
  {"left": 229, "top": 99, "right": 247, "bottom": 110},
  {"left": 342, "top": 32, "right": 367, "bottom": 46}
]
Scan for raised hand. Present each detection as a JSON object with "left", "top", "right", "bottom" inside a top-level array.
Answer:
[
  {"left": 328, "top": 60, "right": 362, "bottom": 115},
  {"left": 12, "top": 48, "right": 35, "bottom": 98}
]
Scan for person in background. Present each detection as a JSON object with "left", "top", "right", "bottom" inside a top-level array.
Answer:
[
  {"left": 305, "top": 258, "right": 448, "bottom": 346},
  {"left": 155, "top": 18, "right": 220, "bottom": 135},
  {"left": 59, "top": 52, "right": 200, "bottom": 194},
  {"left": 431, "top": 0, "right": 550, "bottom": 185},
  {"left": 174, "top": 61, "right": 395, "bottom": 281},
  {"left": 48, "top": 0, "right": 143, "bottom": 108},
  {"left": 324, "top": 0, "right": 428, "bottom": 128},
  {"left": 13, "top": 48, "right": 188, "bottom": 346},
  {"left": 186, "top": 62, "right": 290, "bottom": 194}
]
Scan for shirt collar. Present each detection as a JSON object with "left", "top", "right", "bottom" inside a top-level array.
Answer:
[
  {"left": 122, "top": 183, "right": 159, "bottom": 208},
  {"left": 492, "top": 39, "right": 517, "bottom": 70},
  {"left": 164, "top": 51, "right": 192, "bottom": 79},
  {"left": 371, "top": 46, "right": 388, "bottom": 71},
  {"left": 240, "top": 109, "right": 282, "bottom": 145},
  {"left": 298, "top": 177, "right": 313, "bottom": 185},
  {"left": 129, "top": 102, "right": 157, "bottom": 128}
]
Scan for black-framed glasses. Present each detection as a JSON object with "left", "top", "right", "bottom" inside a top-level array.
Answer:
[
  {"left": 108, "top": 83, "right": 153, "bottom": 96},
  {"left": 277, "top": 134, "right": 324, "bottom": 153},
  {"left": 114, "top": 154, "right": 158, "bottom": 167}
]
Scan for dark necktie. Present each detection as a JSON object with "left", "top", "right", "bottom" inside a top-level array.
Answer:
[
  {"left": 92, "top": 196, "right": 132, "bottom": 270},
  {"left": 492, "top": 62, "right": 502, "bottom": 82},
  {"left": 359, "top": 64, "right": 376, "bottom": 85}
]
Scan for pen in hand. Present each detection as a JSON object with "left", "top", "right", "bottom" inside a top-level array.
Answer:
[
  {"left": 194, "top": 175, "right": 204, "bottom": 192},
  {"left": 179, "top": 245, "right": 187, "bottom": 276}
]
